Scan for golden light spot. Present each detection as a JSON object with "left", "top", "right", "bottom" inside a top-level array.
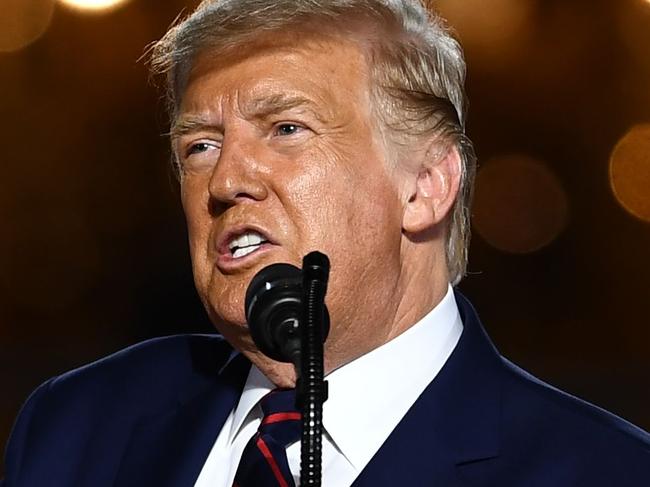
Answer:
[
  {"left": 0, "top": 0, "right": 54, "bottom": 53},
  {"left": 473, "top": 154, "right": 569, "bottom": 254},
  {"left": 57, "top": 0, "right": 131, "bottom": 14},
  {"left": 609, "top": 124, "right": 650, "bottom": 223},
  {"left": 436, "top": 0, "right": 535, "bottom": 69}
]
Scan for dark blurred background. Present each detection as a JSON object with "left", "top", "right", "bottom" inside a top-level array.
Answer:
[{"left": 1, "top": 0, "right": 649, "bottom": 466}]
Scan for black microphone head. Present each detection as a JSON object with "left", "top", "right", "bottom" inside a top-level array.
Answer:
[
  {"left": 245, "top": 263, "right": 303, "bottom": 363},
  {"left": 245, "top": 263, "right": 302, "bottom": 319}
]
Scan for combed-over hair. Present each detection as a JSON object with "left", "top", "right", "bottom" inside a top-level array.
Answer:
[{"left": 149, "top": 0, "right": 477, "bottom": 285}]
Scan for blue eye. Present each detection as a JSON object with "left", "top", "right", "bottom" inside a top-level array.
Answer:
[
  {"left": 187, "top": 142, "right": 216, "bottom": 156},
  {"left": 275, "top": 124, "right": 301, "bottom": 136}
]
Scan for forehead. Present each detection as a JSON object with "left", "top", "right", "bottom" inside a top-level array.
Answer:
[{"left": 177, "top": 32, "right": 372, "bottom": 119}]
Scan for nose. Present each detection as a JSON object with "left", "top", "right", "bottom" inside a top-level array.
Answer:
[{"left": 208, "top": 132, "right": 269, "bottom": 209}]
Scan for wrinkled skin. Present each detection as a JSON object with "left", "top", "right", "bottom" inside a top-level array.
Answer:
[{"left": 175, "top": 32, "right": 460, "bottom": 386}]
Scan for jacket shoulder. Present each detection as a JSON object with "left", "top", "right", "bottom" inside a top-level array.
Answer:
[
  {"left": 498, "top": 357, "right": 650, "bottom": 482},
  {"left": 48, "top": 334, "right": 234, "bottom": 408},
  {"left": 3, "top": 335, "right": 237, "bottom": 486}
]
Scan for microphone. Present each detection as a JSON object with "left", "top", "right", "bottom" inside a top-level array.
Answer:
[
  {"left": 245, "top": 262, "right": 303, "bottom": 364},
  {"left": 245, "top": 257, "right": 330, "bottom": 365},
  {"left": 245, "top": 253, "right": 330, "bottom": 487}
]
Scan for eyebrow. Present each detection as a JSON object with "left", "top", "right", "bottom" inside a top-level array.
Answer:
[
  {"left": 170, "top": 93, "right": 326, "bottom": 140},
  {"left": 169, "top": 116, "right": 219, "bottom": 141},
  {"left": 242, "top": 93, "right": 322, "bottom": 121}
]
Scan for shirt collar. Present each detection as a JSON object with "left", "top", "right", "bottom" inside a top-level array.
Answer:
[
  {"left": 323, "top": 284, "right": 463, "bottom": 469},
  {"left": 227, "top": 284, "right": 463, "bottom": 467},
  {"left": 228, "top": 365, "right": 274, "bottom": 443}
]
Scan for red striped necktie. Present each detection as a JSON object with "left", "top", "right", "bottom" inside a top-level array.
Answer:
[{"left": 233, "top": 389, "right": 302, "bottom": 487}]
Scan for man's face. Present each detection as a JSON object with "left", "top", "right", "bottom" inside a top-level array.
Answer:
[{"left": 175, "top": 33, "right": 407, "bottom": 364}]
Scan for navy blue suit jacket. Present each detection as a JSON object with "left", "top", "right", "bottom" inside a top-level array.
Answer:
[{"left": 3, "top": 293, "right": 650, "bottom": 486}]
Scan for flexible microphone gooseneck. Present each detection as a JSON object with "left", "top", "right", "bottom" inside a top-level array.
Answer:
[
  {"left": 245, "top": 252, "right": 330, "bottom": 487},
  {"left": 299, "top": 252, "right": 330, "bottom": 487}
]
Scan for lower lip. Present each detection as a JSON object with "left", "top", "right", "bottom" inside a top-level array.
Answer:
[{"left": 216, "top": 242, "right": 276, "bottom": 273}]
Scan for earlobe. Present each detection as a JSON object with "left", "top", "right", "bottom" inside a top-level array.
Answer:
[{"left": 402, "top": 145, "right": 462, "bottom": 235}]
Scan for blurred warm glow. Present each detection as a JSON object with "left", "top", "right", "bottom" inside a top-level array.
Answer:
[
  {"left": 436, "top": 0, "right": 534, "bottom": 69},
  {"left": 58, "top": 0, "right": 131, "bottom": 13},
  {"left": 618, "top": 0, "right": 650, "bottom": 61},
  {"left": 473, "top": 155, "right": 569, "bottom": 254},
  {"left": 609, "top": 124, "right": 650, "bottom": 223},
  {"left": 0, "top": 0, "right": 54, "bottom": 52},
  {"left": 618, "top": 0, "right": 650, "bottom": 106}
]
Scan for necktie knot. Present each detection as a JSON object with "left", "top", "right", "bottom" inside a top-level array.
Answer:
[
  {"left": 233, "top": 388, "right": 302, "bottom": 487},
  {"left": 258, "top": 388, "right": 302, "bottom": 447}
]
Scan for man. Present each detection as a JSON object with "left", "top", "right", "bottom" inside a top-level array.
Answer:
[{"left": 3, "top": 1, "right": 649, "bottom": 486}]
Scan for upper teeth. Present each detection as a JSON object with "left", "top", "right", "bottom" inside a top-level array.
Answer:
[{"left": 228, "top": 231, "right": 267, "bottom": 254}]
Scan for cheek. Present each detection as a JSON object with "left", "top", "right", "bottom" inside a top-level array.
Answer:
[
  {"left": 281, "top": 145, "right": 402, "bottom": 249},
  {"left": 299, "top": 168, "right": 401, "bottom": 273},
  {"left": 182, "top": 178, "right": 207, "bottom": 231},
  {"left": 340, "top": 170, "right": 402, "bottom": 259},
  {"left": 317, "top": 189, "right": 403, "bottom": 339},
  {"left": 181, "top": 179, "right": 211, "bottom": 279}
]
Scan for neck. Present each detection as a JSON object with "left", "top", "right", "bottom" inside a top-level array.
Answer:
[{"left": 242, "top": 240, "right": 450, "bottom": 387}]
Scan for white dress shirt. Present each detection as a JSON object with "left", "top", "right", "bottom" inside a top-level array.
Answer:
[{"left": 194, "top": 285, "right": 463, "bottom": 487}]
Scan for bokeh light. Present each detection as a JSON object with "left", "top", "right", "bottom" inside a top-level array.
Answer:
[
  {"left": 436, "top": 0, "right": 535, "bottom": 69},
  {"left": 473, "top": 154, "right": 569, "bottom": 254},
  {"left": 609, "top": 124, "right": 650, "bottom": 223},
  {"left": 0, "top": 0, "right": 55, "bottom": 53},
  {"left": 57, "top": 0, "right": 131, "bottom": 13}
]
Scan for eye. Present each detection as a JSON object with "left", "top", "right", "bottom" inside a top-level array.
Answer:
[
  {"left": 186, "top": 141, "right": 218, "bottom": 157},
  {"left": 274, "top": 123, "right": 303, "bottom": 136}
]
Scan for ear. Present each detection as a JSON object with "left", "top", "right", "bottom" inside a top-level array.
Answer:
[{"left": 402, "top": 144, "right": 462, "bottom": 234}]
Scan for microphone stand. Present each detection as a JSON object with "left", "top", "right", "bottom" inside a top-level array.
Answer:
[
  {"left": 244, "top": 252, "right": 330, "bottom": 486},
  {"left": 297, "top": 252, "right": 329, "bottom": 487}
]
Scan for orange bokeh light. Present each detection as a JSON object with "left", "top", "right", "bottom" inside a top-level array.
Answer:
[
  {"left": 0, "top": 0, "right": 54, "bottom": 53},
  {"left": 473, "top": 154, "right": 569, "bottom": 254},
  {"left": 609, "top": 124, "right": 650, "bottom": 223},
  {"left": 436, "top": 0, "right": 535, "bottom": 69},
  {"left": 57, "top": 0, "right": 131, "bottom": 14}
]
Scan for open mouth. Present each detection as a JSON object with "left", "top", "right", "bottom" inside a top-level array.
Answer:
[{"left": 228, "top": 230, "right": 270, "bottom": 259}]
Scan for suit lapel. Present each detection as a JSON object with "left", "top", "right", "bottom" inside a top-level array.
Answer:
[
  {"left": 352, "top": 291, "right": 502, "bottom": 486},
  {"left": 114, "top": 352, "right": 250, "bottom": 487}
]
